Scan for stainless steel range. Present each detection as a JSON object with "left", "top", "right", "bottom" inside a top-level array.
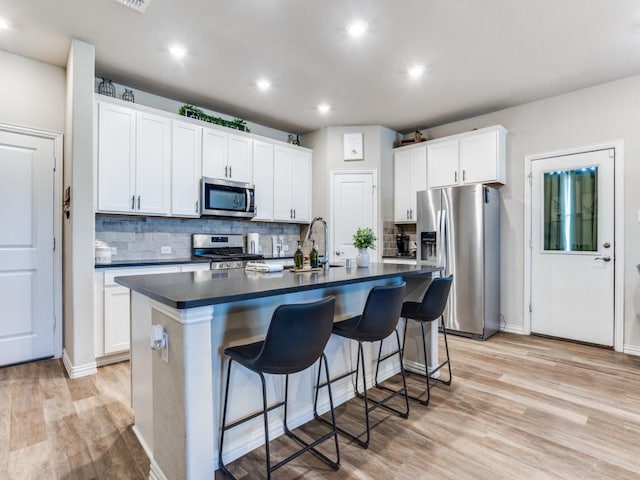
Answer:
[{"left": 192, "top": 234, "right": 264, "bottom": 270}]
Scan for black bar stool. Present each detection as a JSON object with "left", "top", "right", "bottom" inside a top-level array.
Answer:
[
  {"left": 314, "top": 282, "right": 408, "bottom": 449},
  {"left": 401, "top": 275, "right": 454, "bottom": 406},
  {"left": 218, "top": 296, "right": 340, "bottom": 480}
]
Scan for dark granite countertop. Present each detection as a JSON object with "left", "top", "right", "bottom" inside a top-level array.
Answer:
[
  {"left": 95, "top": 258, "right": 211, "bottom": 269},
  {"left": 116, "top": 263, "right": 440, "bottom": 309}
]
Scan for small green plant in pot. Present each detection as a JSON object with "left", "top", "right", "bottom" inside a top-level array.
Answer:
[{"left": 352, "top": 227, "right": 376, "bottom": 267}]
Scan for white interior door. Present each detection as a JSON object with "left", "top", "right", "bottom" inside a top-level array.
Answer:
[
  {"left": 0, "top": 130, "right": 55, "bottom": 366},
  {"left": 530, "top": 149, "right": 614, "bottom": 346},
  {"left": 331, "top": 172, "right": 375, "bottom": 262}
]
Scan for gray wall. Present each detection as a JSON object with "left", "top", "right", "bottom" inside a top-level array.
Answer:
[
  {"left": 95, "top": 79, "right": 292, "bottom": 143},
  {"left": 0, "top": 50, "right": 66, "bottom": 133},
  {"left": 302, "top": 125, "right": 398, "bottom": 260},
  {"left": 419, "top": 74, "right": 640, "bottom": 351}
]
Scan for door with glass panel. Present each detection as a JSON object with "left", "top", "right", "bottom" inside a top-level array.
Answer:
[{"left": 530, "top": 149, "right": 614, "bottom": 346}]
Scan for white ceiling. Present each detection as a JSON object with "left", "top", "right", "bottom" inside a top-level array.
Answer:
[{"left": 1, "top": 0, "right": 640, "bottom": 133}]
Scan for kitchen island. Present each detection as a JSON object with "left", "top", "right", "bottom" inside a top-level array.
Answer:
[{"left": 117, "top": 263, "right": 440, "bottom": 480}]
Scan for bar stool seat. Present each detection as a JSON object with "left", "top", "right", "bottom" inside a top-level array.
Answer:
[
  {"left": 401, "top": 275, "right": 454, "bottom": 406},
  {"left": 219, "top": 296, "right": 340, "bottom": 480},
  {"left": 314, "top": 282, "right": 409, "bottom": 449}
]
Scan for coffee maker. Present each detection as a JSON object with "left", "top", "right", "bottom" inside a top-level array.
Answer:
[{"left": 396, "top": 234, "right": 410, "bottom": 256}]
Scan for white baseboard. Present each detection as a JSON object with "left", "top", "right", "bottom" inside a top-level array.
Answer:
[
  {"left": 96, "top": 351, "right": 130, "bottom": 367},
  {"left": 62, "top": 349, "right": 97, "bottom": 378},
  {"left": 132, "top": 425, "right": 153, "bottom": 460},
  {"left": 623, "top": 344, "right": 640, "bottom": 356},
  {"left": 148, "top": 457, "right": 168, "bottom": 480},
  {"left": 501, "top": 323, "right": 527, "bottom": 335}
]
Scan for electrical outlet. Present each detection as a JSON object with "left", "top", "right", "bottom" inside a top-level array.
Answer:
[
  {"left": 160, "top": 246, "right": 172, "bottom": 255},
  {"left": 283, "top": 245, "right": 289, "bottom": 252},
  {"left": 110, "top": 247, "right": 118, "bottom": 255}
]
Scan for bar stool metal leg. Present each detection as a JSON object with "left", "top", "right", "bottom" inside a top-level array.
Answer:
[
  {"left": 219, "top": 358, "right": 234, "bottom": 479},
  {"left": 373, "top": 329, "right": 410, "bottom": 418}
]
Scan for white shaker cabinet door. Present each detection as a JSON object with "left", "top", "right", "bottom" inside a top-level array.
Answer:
[
  {"left": 290, "top": 149, "right": 311, "bottom": 222},
  {"left": 172, "top": 121, "right": 202, "bottom": 217},
  {"left": 227, "top": 134, "right": 252, "bottom": 183},
  {"left": 427, "top": 139, "right": 459, "bottom": 188},
  {"left": 136, "top": 112, "right": 171, "bottom": 215},
  {"left": 97, "top": 102, "right": 136, "bottom": 213},
  {"left": 273, "top": 146, "right": 294, "bottom": 221},
  {"left": 409, "top": 146, "right": 427, "bottom": 218},
  {"left": 103, "top": 286, "right": 131, "bottom": 354},
  {"left": 202, "top": 127, "right": 227, "bottom": 179},
  {"left": 459, "top": 129, "right": 499, "bottom": 184},
  {"left": 252, "top": 140, "right": 274, "bottom": 221},
  {"left": 394, "top": 149, "right": 412, "bottom": 222}
]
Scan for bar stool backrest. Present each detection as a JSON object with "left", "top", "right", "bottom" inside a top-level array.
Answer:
[
  {"left": 416, "top": 275, "right": 453, "bottom": 321},
  {"left": 356, "top": 282, "right": 406, "bottom": 341},
  {"left": 254, "top": 296, "right": 336, "bottom": 374}
]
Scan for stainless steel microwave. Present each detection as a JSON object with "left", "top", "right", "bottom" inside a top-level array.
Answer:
[{"left": 200, "top": 177, "right": 256, "bottom": 218}]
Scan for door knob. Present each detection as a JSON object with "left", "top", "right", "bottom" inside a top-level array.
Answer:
[
  {"left": 594, "top": 255, "right": 611, "bottom": 262},
  {"left": 603, "top": 242, "right": 611, "bottom": 248},
  {"left": 335, "top": 251, "right": 341, "bottom": 256}
]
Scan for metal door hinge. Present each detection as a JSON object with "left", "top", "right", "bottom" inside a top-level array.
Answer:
[
  {"left": 53, "top": 155, "right": 57, "bottom": 172},
  {"left": 53, "top": 237, "right": 56, "bottom": 251},
  {"left": 529, "top": 303, "right": 532, "bottom": 313},
  {"left": 528, "top": 238, "right": 532, "bottom": 249},
  {"left": 527, "top": 173, "right": 532, "bottom": 185}
]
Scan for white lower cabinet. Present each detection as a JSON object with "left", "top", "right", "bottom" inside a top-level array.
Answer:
[{"left": 95, "top": 263, "right": 209, "bottom": 363}]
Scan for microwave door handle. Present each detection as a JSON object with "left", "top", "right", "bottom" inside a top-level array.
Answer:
[{"left": 246, "top": 188, "right": 251, "bottom": 212}]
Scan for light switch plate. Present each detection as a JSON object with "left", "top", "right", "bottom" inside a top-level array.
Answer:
[{"left": 161, "top": 246, "right": 172, "bottom": 254}]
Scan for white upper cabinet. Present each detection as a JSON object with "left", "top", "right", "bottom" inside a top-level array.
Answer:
[
  {"left": 97, "top": 102, "right": 136, "bottom": 213},
  {"left": 201, "top": 128, "right": 227, "bottom": 179},
  {"left": 97, "top": 102, "right": 170, "bottom": 215},
  {"left": 427, "top": 125, "right": 507, "bottom": 189},
  {"left": 393, "top": 144, "right": 427, "bottom": 223},
  {"left": 171, "top": 120, "right": 202, "bottom": 217},
  {"left": 227, "top": 134, "right": 252, "bottom": 183},
  {"left": 290, "top": 149, "right": 311, "bottom": 222},
  {"left": 135, "top": 112, "right": 171, "bottom": 215},
  {"left": 202, "top": 128, "right": 252, "bottom": 183},
  {"left": 273, "top": 145, "right": 312, "bottom": 222},
  {"left": 252, "top": 140, "right": 274, "bottom": 221}
]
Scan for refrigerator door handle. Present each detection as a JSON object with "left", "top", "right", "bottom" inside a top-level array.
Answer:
[{"left": 437, "top": 209, "right": 446, "bottom": 273}]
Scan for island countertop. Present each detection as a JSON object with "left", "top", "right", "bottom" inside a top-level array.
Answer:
[{"left": 116, "top": 263, "right": 440, "bottom": 309}]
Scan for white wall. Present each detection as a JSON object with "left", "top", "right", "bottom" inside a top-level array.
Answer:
[
  {"left": 0, "top": 50, "right": 66, "bottom": 133},
  {"left": 420, "top": 74, "right": 640, "bottom": 352},
  {"left": 63, "top": 40, "right": 97, "bottom": 376}
]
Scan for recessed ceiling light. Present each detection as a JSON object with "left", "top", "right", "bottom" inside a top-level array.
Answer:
[
  {"left": 408, "top": 64, "right": 426, "bottom": 79},
  {"left": 256, "top": 78, "right": 271, "bottom": 91},
  {"left": 347, "top": 20, "right": 368, "bottom": 38},
  {"left": 317, "top": 103, "right": 331, "bottom": 114},
  {"left": 169, "top": 45, "right": 187, "bottom": 58},
  {"left": 0, "top": 17, "right": 10, "bottom": 30}
]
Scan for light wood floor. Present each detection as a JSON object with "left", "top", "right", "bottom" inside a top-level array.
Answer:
[{"left": 1, "top": 333, "right": 639, "bottom": 479}]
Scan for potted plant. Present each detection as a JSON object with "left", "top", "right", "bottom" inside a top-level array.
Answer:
[{"left": 352, "top": 227, "right": 377, "bottom": 267}]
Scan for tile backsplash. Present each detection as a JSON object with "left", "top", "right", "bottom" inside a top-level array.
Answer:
[
  {"left": 382, "top": 220, "right": 417, "bottom": 257},
  {"left": 95, "top": 215, "right": 301, "bottom": 260}
]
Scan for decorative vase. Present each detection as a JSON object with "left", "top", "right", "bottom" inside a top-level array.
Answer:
[{"left": 356, "top": 248, "right": 369, "bottom": 268}]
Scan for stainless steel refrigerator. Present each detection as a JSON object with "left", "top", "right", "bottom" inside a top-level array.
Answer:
[{"left": 417, "top": 185, "right": 500, "bottom": 339}]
